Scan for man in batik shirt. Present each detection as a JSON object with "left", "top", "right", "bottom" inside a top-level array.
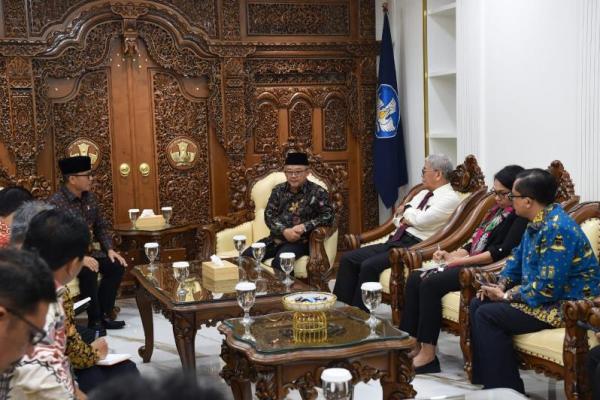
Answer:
[
  {"left": 243, "top": 152, "right": 334, "bottom": 272},
  {"left": 470, "top": 168, "right": 600, "bottom": 394}
]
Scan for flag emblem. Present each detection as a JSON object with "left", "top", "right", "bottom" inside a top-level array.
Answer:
[{"left": 376, "top": 84, "right": 399, "bottom": 138}]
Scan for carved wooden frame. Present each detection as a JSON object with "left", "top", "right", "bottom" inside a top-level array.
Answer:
[{"left": 458, "top": 201, "right": 600, "bottom": 400}]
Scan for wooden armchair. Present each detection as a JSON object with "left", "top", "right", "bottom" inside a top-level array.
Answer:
[
  {"left": 458, "top": 201, "right": 600, "bottom": 400},
  {"left": 199, "top": 142, "right": 345, "bottom": 290},
  {"left": 393, "top": 159, "right": 581, "bottom": 331},
  {"left": 341, "top": 155, "right": 487, "bottom": 324}
]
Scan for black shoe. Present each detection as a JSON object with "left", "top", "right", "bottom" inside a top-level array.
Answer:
[
  {"left": 87, "top": 322, "right": 107, "bottom": 338},
  {"left": 414, "top": 356, "right": 441, "bottom": 374},
  {"left": 101, "top": 319, "right": 125, "bottom": 329}
]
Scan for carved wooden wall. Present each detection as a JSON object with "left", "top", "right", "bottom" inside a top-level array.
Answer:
[{"left": 0, "top": 0, "right": 378, "bottom": 237}]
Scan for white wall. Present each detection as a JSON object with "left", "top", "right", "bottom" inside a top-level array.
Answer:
[{"left": 376, "top": 0, "right": 425, "bottom": 221}]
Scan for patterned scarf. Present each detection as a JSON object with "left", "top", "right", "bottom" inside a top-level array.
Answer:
[{"left": 470, "top": 205, "right": 514, "bottom": 256}]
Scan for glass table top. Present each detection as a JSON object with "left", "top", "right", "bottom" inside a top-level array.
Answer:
[
  {"left": 134, "top": 257, "right": 309, "bottom": 305},
  {"left": 222, "top": 307, "right": 410, "bottom": 354}
]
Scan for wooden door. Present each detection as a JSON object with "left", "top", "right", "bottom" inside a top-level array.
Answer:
[{"left": 39, "top": 21, "right": 213, "bottom": 226}]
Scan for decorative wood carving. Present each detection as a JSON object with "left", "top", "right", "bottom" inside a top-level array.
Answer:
[
  {"left": 247, "top": 59, "right": 352, "bottom": 85},
  {"left": 0, "top": 59, "right": 11, "bottom": 151},
  {"left": 0, "top": 167, "right": 53, "bottom": 199},
  {"left": 327, "top": 161, "right": 350, "bottom": 238},
  {"left": 166, "top": 137, "right": 199, "bottom": 170},
  {"left": 52, "top": 71, "right": 115, "bottom": 224},
  {"left": 221, "top": 0, "right": 241, "bottom": 39},
  {"left": 67, "top": 138, "right": 102, "bottom": 170},
  {"left": 28, "top": 0, "right": 83, "bottom": 36},
  {"left": 2, "top": 0, "right": 27, "bottom": 38},
  {"left": 8, "top": 90, "right": 37, "bottom": 175},
  {"left": 359, "top": 85, "right": 378, "bottom": 230},
  {"left": 359, "top": 0, "right": 375, "bottom": 39},
  {"left": 254, "top": 100, "right": 279, "bottom": 153},
  {"left": 289, "top": 98, "right": 313, "bottom": 146},
  {"left": 547, "top": 160, "right": 576, "bottom": 203},
  {"left": 246, "top": 2, "right": 350, "bottom": 36},
  {"left": 450, "top": 154, "right": 485, "bottom": 193},
  {"left": 323, "top": 96, "right": 347, "bottom": 151},
  {"left": 110, "top": 3, "right": 149, "bottom": 19},
  {"left": 152, "top": 72, "right": 211, "bottom": 226},
  {"left": 6, "top": 57, "right": 32, "bottom": 88}
]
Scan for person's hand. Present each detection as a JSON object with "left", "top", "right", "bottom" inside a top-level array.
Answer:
[
  {"left": 108, "top": 249, "right": 127, "bottom": 267},
  {"left": 83, "top": 256, "right": 99, "bottom": 272},
  {"left": 478, "top": 284, "right": 505, "bottom": 302},
  {"left": 91, "top": 338, "right": 108, "bottom": 360},
  {"left": 595, "top": 331, "right": 600, "bottom": 342},
  {"left": 283, "top": 228, "right": 301, "bottom": 242},
  {"left": 75, "top": 387, "right": 88, "bottom": 400},
  {"left": 291, "top": 224, "right": 306, "bottom": 235},
  {"left": 433, "top": 250, "right": 449, "bottom": 262},
  {"left": 394, "top": 205, "right": 405, "bottom": 217}
]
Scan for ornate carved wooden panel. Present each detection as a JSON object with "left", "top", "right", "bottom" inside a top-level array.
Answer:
[
  {"left": 27, "top": 0, "right": 83, "bottom": 36},
  {"left": 51, "top": 71, "right": 115, "bottom": 224},
  {"left": 254, "top": 100, "right": 279, "bottom": 153},
  {"left": 246, "top": 2, "right": 350, "bottom": 36},
  {"left": 2, "top": 0, "right": 27, "bottom": 38},
  {"left": 289, "top": 98, "right": 313, "bottom": 146},
  {"left": 0, "top": 59, "right": 10, "bottom": 148},
  {"left": 360, "top": 0, "right": 376, "bottom": 39},
  {"left": 323, "top": 96, "right": 347, "bottom": 151},
  {"left": 222, "top": 0, "right": 241, "bottom": 39},
  {"left": 152, "top": 72, "right": 211, "bottom": 226}
]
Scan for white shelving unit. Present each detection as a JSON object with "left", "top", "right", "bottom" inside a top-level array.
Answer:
[{"left": 424, "top": 0, "right": 457, "bottom": 165}]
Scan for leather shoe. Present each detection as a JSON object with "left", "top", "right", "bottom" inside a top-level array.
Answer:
[
  {"left": 87, "top": 323, "right": 107, "bottom": 338},
  {"left": 101, "top": 319, "right": 126, "bottom": 329},
  {"left": 414, "top": 356, "right": 441, "bottom": 374}
]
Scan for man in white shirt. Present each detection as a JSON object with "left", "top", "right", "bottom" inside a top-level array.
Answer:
[{"left": 333, "top": 154, "right": 461, "bottom": 310}]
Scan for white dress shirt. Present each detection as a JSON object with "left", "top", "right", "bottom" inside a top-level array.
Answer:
[{"left": 402, "top": 183, "right": 461, "bottom": 240}]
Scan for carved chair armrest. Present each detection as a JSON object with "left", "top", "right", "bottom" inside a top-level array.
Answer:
[
  {"left": 307, "top": 225, "right": 336, "bottom": 290},
  {"left": 342, "top": 222, "right": 395, "bottom": 251},
  {"left": 198, "top": 210, "right": 255, "bottom": 260}
]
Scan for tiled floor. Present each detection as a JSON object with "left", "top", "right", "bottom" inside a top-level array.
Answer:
[{"left": 101, "top": 298, "right": 567, "bottom": 399}]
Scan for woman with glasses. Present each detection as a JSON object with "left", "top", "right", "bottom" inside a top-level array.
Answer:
[{"left": 400, "top": 165, "right": 528, "bottom": 374}]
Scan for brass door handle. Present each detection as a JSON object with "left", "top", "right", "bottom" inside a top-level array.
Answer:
[
  {"left": 119, "top": 163, "right": 131, "bottom": 177},
  {"left": 139, "top": 162, "right": 150, "bottom": 177}
]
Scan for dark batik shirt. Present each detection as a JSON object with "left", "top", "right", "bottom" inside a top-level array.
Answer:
[
  {"left": 48, "top": 186, "right": 113, "bottom": 258},
  {"left": 265, "top": 180, "right": 334, "bottom": 243}
]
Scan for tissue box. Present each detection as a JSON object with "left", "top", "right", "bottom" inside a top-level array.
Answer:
[
  {"left": 135, "top": 215, "right": 166, "bottom": 229},
  {"left": 203, "top": 277, "right": 238, "bottom": 293},
  {"left": 201, "top": 260, "right": 239, "bottom": 281}
]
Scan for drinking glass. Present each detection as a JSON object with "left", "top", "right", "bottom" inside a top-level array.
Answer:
[
  {"left": 236, "top": 282, "right": 256, "bottom": 341},
  {"left": 144, "top": 242, "right": 159, "bottom": 271},
  {"left": 161, "top": 206, "right": 173, "bottom": 226},
  {"left": 279, "top": 252, "right": 295, "bottom": 287},
  {"left": 361, "top": 282, "right": 382, "bottom": 337},
  {"left": 233, "top": 235, "right": 247, "bottom": 280},
  {"left": 321, "top": 368, "right": 353, "bottom": 400},
  {"left": 251, "top": 242, "right": 266, "bottom": 278},
  {"left": 172, "top": 261, "right": 189, "bottom": 298},
  {"left": 128, "top": 208, "right": 140, "bottom": 229}
]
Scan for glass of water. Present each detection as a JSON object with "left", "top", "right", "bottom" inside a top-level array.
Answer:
[
  {"left": 172, "top": 261, "right": 189, "bottom": 298},
  {"left": 128, "top": 208, "right": 140, "bottom": 229},
  {"left": 236, "top": 282, "right": 256, "bottom": 341},
  {"left": 144, "top": 242, "right": 159, "bottom": 271},
  {"left": 251, "top": 242, "right": 266, "bottom": 278},
  {"left": 233, "top": 235, "right": 247, "bottom": 280},
  {"left": 321, "top": 368, "right": 353, "bottom": 400},
  {"left": 279, "top": 252, "right": 295, "bottom": 288},
  {"left": 361, "top": 282, "right": 382, "bottom": 337},
  {"left": 161, "top": 206, "right": 173, "bottom": 226}
]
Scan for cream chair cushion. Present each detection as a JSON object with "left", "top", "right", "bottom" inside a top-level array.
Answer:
[
  {"left": 580, "top": 218, "right": 600, "bottom": 258},
  {"left": 442, "top": 291, "right": 460, "bottom": 322},
  {"left": 513, "top": 329, "right": 599, "bottom": 366},
  {"left": 215, "top": 171, "right": 337, "bottom": 277}
]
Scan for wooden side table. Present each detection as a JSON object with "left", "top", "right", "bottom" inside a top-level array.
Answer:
[
  {"left": 218, "top": 307, "right": 417, "bottom": 400},
  {"left": 113, "top": 223, "right": 200, "bottom": 295}
]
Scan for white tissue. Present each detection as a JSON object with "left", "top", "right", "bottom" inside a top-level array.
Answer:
[
  {"left": 210, "top": 255, "right": 224, "bottom": 266},
  {"left": 140, "top": 209, "right": 155, "bottom": 218}
]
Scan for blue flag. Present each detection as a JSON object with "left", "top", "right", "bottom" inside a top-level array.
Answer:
[{"left": 374, "top": 11, "right": 408, "bottom": 208}]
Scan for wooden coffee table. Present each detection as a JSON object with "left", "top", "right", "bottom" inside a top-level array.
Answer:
[
  {"left": 131, "top": 257, "right": 313, "bottom": 371},
  {"left": 218, "top": 306, "right": 417, "bottom": 400}
]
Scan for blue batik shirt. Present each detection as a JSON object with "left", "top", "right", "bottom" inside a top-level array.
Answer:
[{"left": 499, "top": 204, "right": 600, "bottom": 327}]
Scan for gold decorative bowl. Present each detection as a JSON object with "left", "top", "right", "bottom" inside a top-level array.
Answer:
[{"left": 282, "top": 291, "right": 337, "bottom": 313}]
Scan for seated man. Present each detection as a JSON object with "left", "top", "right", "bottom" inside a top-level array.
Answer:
[
  {"left": 49, "top": 156, "right": 127, "bottom": 331},
  {"left": 0, "top": 249, "right": 56, "bottom": 375},
  {"left": 470, "top": 168, "right": 600, "bottom": 394},
  {"left": 8, "top": 209, "right": 91, "bottom": 399},
  {"left": 333, "top": 154, "right": 461, "bottom": 311},
  {"left": 242, "top": 152, "right": 334, "bottom": 272}
]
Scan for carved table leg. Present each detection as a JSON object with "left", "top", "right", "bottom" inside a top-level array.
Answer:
[
  {"left": 382, "top": 350, "right": 416, "bottom": 399},
  {"left": 220, "top": 343, "right": 253, "bottom": 400},
  {"left": 172, "top": 312, "right": 198, "bottom": 371},
  {"left": 135, "top": 285, "right": 154, "bottom": 362},
  {"left": 255, "top": 366, "right": 278, "bottom": 400}
]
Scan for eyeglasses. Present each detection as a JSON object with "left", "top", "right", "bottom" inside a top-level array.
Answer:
[
  {"left": 6, "top": 308, "right": 47, "bottom": 346},
  {"left": 507, "top": 193, "right": 528, "bottom": 201},
  {"left": 70, "top": 173, "right": 93, "bottom": 178},
  {"left": 284, "top": 169, "right": 308, "bottom": 177},
  {"left": 490, "top": 189, "right": 510, "bottom": 198},
  {"left": 421, "top": 168, "right": 437, "bottom": 176}
]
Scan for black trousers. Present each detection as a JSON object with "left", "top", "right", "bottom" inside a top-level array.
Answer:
[
  {"left": 242, "top": 238, "right": 309, "bottom": 272},
  {"left": 77, "top": 360, "right": 139, "bottom": 393},
  {"left": 588, "top": 345, "right": 600, "bottom": 400},
  {"left": 332, "top": 234, "right": 420, "bottom": 311},
  {"left": 400, "top": 267, "right": 462, "bottom": 345},
  {"left": 78, "top": 256, "right": 125, "bottom": 324},
  {"left": 469, "top": 298, "right": 551, "bottom": 393}
]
